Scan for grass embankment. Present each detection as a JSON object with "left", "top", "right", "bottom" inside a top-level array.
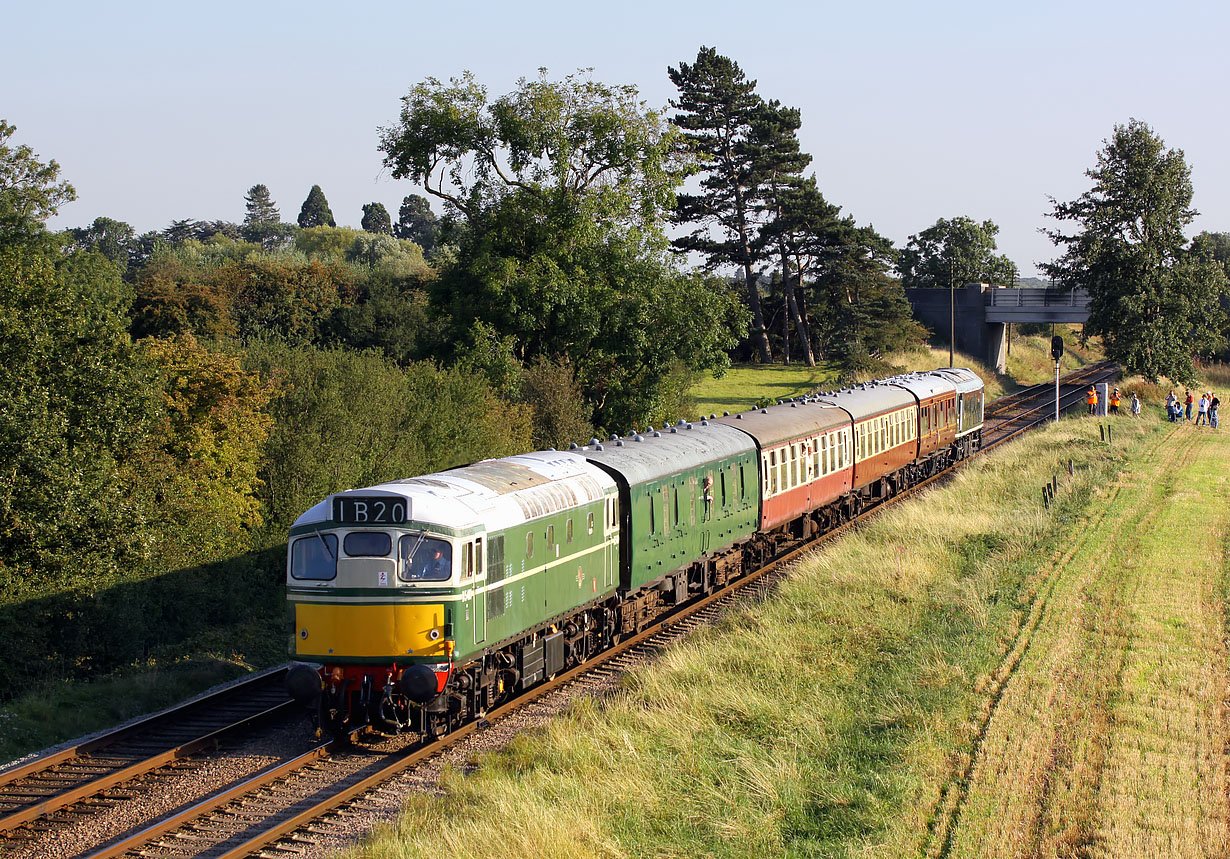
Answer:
[{"left": 348, "top": 406, "right": 1218, "bottom": 857}]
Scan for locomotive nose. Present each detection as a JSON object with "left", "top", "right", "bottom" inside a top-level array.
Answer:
[
  {"left": 398, "top": 664, "right": 439, "bottom": 704},
  {"left": 286, "top": 662, "right": 323, "bottom": 706}
]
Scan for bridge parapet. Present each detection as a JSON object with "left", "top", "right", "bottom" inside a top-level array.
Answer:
[{"left": 985, "top": 287, "right": 1090, "bottom": 323}]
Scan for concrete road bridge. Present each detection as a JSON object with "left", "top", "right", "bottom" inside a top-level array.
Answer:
[{"left": 905, "top": 284, "right": 1091, "bottom": 372}]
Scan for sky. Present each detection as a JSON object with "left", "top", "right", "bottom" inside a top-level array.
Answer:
[{"left": 6, "top": 0, "right": 1228, "bottom": 279}]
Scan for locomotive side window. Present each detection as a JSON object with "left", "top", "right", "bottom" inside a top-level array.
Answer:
[
  {"left": 462, "top": 542, "right": 474, "bottom": 579},
  {"left": 342, "top": 532, "right": 391, "bottom": 557},
  {"left": 588, "top": 511, "right": 595, "bottom": 536},
  {"left": 399, "top": 535, "right": 451, "bottom": 582},
  {"left": 487, "top": 535, "right": 505, "bottom": 620},
  {"left": 546, "top": 524, "right": 555, "bottom": 551},
  {"left": 566, "top": 518, "right": 573, "bottom": 544},
  {"left": 291, "top": 534, "right": 338, "bottom": 581},
  {"left": 526, "top": 531, "right": 535, "bottom": 559},
  {"left": 475, "top": 537, "right": 483, "bottom": 575}
]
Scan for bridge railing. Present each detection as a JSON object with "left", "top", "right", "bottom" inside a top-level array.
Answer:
[{"left": 986, "top": 287, "right": 1090, "bottom": 307}]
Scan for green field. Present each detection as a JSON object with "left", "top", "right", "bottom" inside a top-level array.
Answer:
[{"left": 345, "top": 403, "right": 1229, "bottom": 858}]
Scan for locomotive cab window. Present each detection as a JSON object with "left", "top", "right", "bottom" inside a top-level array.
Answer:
[
  {"left": 342, "top": 531, "right": 391, "bottom": 557},
  {"left": 399, "top": 535, "right": 452, "bottom": 582},
  {"left": 291, "top": 534, "right": 338, "bottom": 581}
]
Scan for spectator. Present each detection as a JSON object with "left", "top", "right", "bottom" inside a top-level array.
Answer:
[
  {"left": 1130, "top": 393, "right": 1141, "bottom": 417},
  {"left": 1197, "top": 393, "right": 1209, "bottom": 425},
  {"left": 1185, "top": 390, "right": 1194, "bottom": 421},
  {"left": 1212, "top": 393, "right": 1220, "bottom": 429}
]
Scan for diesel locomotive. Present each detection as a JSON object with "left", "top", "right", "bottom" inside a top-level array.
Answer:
[{"left": 285, "top": 367, "right": 984, "bottom": 737}]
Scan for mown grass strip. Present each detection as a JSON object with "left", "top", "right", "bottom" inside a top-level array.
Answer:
[
  {"left": 939, "top": 424, "right": 1230, "bottom": 858},
  {"left": 345, "top": 416, "right": 1168, "bottom": 859}
]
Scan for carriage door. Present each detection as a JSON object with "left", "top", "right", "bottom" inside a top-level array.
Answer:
[
  {"left": 603, "top": 496, "right": 617, "bottom": 589},
  {"left": 467, "top": 537, "right": 486, "bottom": 645}
]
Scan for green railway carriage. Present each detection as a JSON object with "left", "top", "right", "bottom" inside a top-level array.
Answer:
[
  {"left": 286, "top": 450, "right": 618, "bottom": 733},
  {"left": 578, "top": 421, "right": 759, "bottom": 610}
]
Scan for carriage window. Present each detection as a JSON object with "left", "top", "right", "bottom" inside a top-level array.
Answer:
[
  {"left": 400, "top": 535, "right": 452, "bottom": 582},
  {"left": 720, "top": 470, "right": 728, "bottom": 507},
  {"left": 769, "top": 451, "right": 778, "bottom": 495},
  {"left": 291, "top": 534, "right": 338, "bottom": 580},
  {"left": 343, "top": 532, "right": 391, "bottom": 557},
  {"left": 649, "top": 495, "right": 656, "bottom": 535}
]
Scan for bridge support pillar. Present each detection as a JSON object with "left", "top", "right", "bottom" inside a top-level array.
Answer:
[{"left": 986, "top": 322, "right": 1007, "bottom": 373}]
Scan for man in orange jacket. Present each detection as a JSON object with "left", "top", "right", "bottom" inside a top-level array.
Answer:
[{"left": 1087, "top": 386, "right": 1098, "bottom": 415}]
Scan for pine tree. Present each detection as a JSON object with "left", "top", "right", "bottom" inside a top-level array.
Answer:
[
  {"left": 361, "top": 202, "right": 392, "bottom": 234},
  {"left": 243, "top": 183, "right": 279, "bottom": 228},
  {"left": 750, "top": 100, "right": 814, "bottom": 365},
  {"left": 298, "top": 185, "right": 336, "bottom": 229},
  {"left": 669, "top": 47, "right": 775, "bottom": 363}
]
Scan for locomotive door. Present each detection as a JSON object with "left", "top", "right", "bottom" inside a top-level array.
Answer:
[{"left": 470, "top": 536, "right": 486, "bottom": 645}]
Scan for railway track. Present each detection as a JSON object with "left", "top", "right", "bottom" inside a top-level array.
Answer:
[
  {"left": 0, "top": 668, "right": 293, "bottom": 844},
  {"left": 984, "top": 361, "right": 1119, "bottom": 448},
  {"left": 1, "top": 362, "right": 1118, "bottom": 858}
]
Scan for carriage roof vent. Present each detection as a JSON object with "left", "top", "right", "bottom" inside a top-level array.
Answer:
[
  {"left": 686, "top": 422, "right": 693, "bottom": 429},
  {"left": 653, "top": 431, "right": 661, "bottom": 437},
  {"left": 700, "top": 419, "right": 708, "bottom": 426},
  {"left": 595, "top": 444, "right": 604, "bottom": 451},
  {"left": 610, "top": 434, "right": 618, "bottom": 441},
  {"left": 590, "top": 438, "right": 600, "bottom": 446},
  {"left": 634, "top": 434, "right": 643, "bottom": 442},
  {"left": 669, "top": 427, "right": 677, "bottom": 433},
  {"left": 761, "top": 408, "right": 768, "bottom": 414},
  {"left": 569, "top": 442, "right": 579, "bottom": 450},
  {"left": 616, "top": 439, "right": 624, "bottom": 446},
  {"left": 677, "top": 419, "right": 687, "bottom": 427}
]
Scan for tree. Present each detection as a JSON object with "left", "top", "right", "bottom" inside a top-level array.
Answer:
[
  {"left": 0, "top": 244, "right": 155, "bottom": 593},
  {"left": 393, "top": 194, "right": 440, "bottom": 253},
  {"left": 0, "top": 120, "right": 76, "bottom": 244},
  {"left": 241, "top": 184, "right": 291, "bottom": 248},
  {"left": 668, "top": 47, "right": 775, "bottom": 363},
  {"left": 1042, "top": 119, "right": 1227, "bottom": 382},
  {"left": 298, "top": 184, "right": 336, "bottom": 228},
  {"left": 65, "top": 216, "right": 136, "bottom": 273},
  {"left": 897, "top": 216, "right": 1018, "bottom": 288},
  {"left": 379, "top": 69, "right": 744, "bottom": 430},
  {"left": 750, "top": 99, "right": 815, "bottom": 365},
  {"left": 361, "top": 202, "right": 393, "bottom": 234},
  {"left": 243, "top": 183, "right": 279, "bottom": 226}
]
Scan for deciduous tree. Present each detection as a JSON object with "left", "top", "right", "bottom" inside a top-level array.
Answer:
[
  {"left": 0, "top": 120, "right": 76, "bottom": 244},
  {"left": 897, "top": 216, "right": 1017, "bottom": 288},
  {"left": 379, "top": 68, "right": 744, "bottom": 429},
  {"left": 1042, "top": 119, "right": 1227, "bottom": 381}
]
